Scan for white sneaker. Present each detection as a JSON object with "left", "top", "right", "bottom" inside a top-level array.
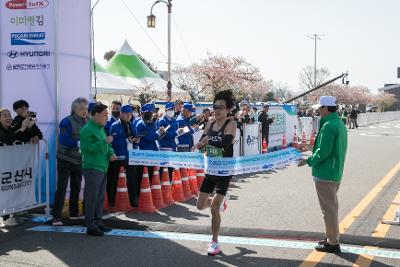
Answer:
[
  {"left": 52, "top": 219, "right": 63, "bottom": 226},
  {"left": 69, "top": 215, "right": 84, "bottom": 220},
  {"left": 220, "top": 193, "right": 230, "bottom": 212},
  {"left": 207, "top": 240, "right": 221, "bottom": 256}
]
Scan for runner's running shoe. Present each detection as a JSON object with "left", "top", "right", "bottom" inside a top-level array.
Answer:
[
  {"left": 207, "top": 240, "right": 221, "bottom": 256},
  {"left": 220, "top": 192, "right": 230, "bottom": 212}
]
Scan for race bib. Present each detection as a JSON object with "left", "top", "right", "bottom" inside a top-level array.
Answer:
[{"left": 205, "top": 144, "right": 223, "bottom": 158}]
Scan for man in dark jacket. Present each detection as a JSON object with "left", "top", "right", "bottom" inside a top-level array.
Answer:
[
  {"left": 52, "top": 98, "right": 88, "bottom": 226},
  {"left": 258, "top": 104, "right": 275, "bottom": 143},
  {"left": 11, "top": 100, "right": 43, "bottom": 143}
]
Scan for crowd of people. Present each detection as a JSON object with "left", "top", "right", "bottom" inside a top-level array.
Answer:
[{"left": 0, "top": 94, "right": 350, "bottom": 255}]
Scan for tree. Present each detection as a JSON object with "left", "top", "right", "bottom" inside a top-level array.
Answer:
[
  {"left": 178, "top": 53, "right": 270, "bottom": 101},
  {"left": 172, "top": 65, "right": 203, "bottom": 102},
  {"left": 104, "top": 50, "right": 116, "bottom": 61},
  {"left": 373, "top": 92, "right": 397, "bottom": 111},
  {"left": 272, "top": 82, "right": 295, "bottom": 102},
  {"left": 305, "top": 84, "right": 373, "bottom": 105},
  {"left": 300, "top": 66, "right": 331, "bottom": 90}
]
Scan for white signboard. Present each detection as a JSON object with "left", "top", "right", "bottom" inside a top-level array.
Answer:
[
  {"left": 0, "top": 144, "right": 37, "bottom": 215},
  {"left": 242, "top": 122, "right": 261, "bottom": 156}
]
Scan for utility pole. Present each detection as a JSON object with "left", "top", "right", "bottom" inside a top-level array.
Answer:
[{"left": 307, "top": 34, "right": 324, "bottom": 88}]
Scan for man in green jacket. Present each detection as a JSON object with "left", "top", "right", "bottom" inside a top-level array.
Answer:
[
  {"left": 298, "top": 96, "right": 348, "bottom": 253},
  {"left": 80, "top": 103, "right": 116, "bottom": 236}
]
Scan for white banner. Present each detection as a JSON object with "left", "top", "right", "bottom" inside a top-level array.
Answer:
[
  {"left": 242, "top": 122, "right": 261, "bottom": 156},
  {"left": 268, "top": 105, "right": 298, "bottom": 148},
  {"left": 1, "top": 144, "right": 37, "bottom": 215}
]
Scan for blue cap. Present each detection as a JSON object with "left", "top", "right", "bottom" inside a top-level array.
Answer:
[
  {"left": 183, "top": 103, "right": 195, "bottom": 113},
  {"left": 141, "top": 103, "right": 155, "bottom": 113},
  {"left": 121, "top": 104, "right": 133, "bottom": 113},
  {"left": 165, "top": 102, "right": 174, "bottom": 110},
  {"left": 88, "top": 101, "right": 97, "bottom": 113}
]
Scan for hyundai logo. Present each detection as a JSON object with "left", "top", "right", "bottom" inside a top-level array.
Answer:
[{"left": 7, "top": 50, "right": 18, "bottom": 58}]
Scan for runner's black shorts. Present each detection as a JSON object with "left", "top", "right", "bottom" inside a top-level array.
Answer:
[{"left": 200, "top": 174, "right": 232, "bottom": 196}]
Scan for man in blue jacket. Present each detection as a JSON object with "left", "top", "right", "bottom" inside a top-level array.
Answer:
[
  {"left": 135, "top": 103, "right": 166, "bottom": 186},
  {"left": 175, "top": 103, "right": 199, "bottom": 152},
  {"left": 108, "top": 105, "right": 136, "bottom": 207},
  {"left": 52, "top": 97, "right": 88, "bottom": 226},
  {"left": 104, "top": 100, "right": 121, "bottom": 136},
  {"left": 156, "top": 102, "right": 178, "bottom": 151}
]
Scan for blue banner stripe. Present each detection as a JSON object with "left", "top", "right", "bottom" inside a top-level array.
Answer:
[{"left": 27, "top": 226, "right": 400, "bottom": 260}]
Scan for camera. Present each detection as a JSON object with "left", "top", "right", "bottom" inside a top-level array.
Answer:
[{"left": 27, "top": 111, "right": 37, "bottom": 118}]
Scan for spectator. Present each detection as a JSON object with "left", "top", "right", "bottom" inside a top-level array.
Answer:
[
  {"left": 104, "top": 100, "right": 122, "bottom": 136},
  {"left": 0, "top": 108, "right": 33, "bottom": 145},
  {"left": 80, "top": 103, "right": 116, "bottom": 236},
  {"left": 12, "top": 99, "right": 43, "bottom": 143},
  {"left": 349, "top": 108, "right": 359, "bottom": 129},
  {"left": 176, "top": 103, "right": 199, "bottom": 152},
  {"left": 239, "top": 105, "right": 254, "bottom": 124},
  {"left": 174, "top": 99, "right": 184, "bottom": 117},
  {"left": 251, "top": 107, "right": 258, "bottom": 121},
  {"left": 197, "top": 108, "right": 212, "bottom": 129},
  {"left": 109, "top": 104, "right": 138, "bottom": 207},
  {"left": 258, "top": 104, "right": 275, "bottom": 144},
  {"left": 52, "top": 98, "right": 88, "bottom": 226}
]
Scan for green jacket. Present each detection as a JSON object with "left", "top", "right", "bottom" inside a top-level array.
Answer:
[
  {"left": 306, "top": 112, "right": 347, "bottom": 182},
  {"left": 80, "top": 119, "right": 115, "bottom": 172}
]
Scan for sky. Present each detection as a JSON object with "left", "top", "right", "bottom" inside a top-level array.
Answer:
[{"left": 93, "top": 0, "right": 400, "bottom": 94}]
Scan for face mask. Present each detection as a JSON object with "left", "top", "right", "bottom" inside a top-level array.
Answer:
[
  {"left": 166, "top": 111, "right": 174, "bottom": 118},
  {"left": 143, "top": 112, "right": 152, "bottom": 122},
  {"left": 112, "top": 111, "right": 120, "bottom": 118},
  {"left": 132, "top": 112, "right": 139, "bottom": 119}
]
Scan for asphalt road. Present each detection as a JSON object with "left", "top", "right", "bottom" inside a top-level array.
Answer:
[{"left": 1, "top": 120, "right": 400, "bottom": 266}]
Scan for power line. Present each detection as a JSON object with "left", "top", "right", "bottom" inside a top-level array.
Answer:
[
  {"left": 119, "top": 0, "right": 167, "bottom": 60},
  {"left": 172, "top": 16, "right": 194, "bottom": 65}
]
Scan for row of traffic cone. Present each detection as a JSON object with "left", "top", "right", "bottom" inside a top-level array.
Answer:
[
  {"left": 291, "top": 127, "right": 316, "bottom": 148},
  {"left": 106, "top": 166, "right": 206, "bottom": 214}
]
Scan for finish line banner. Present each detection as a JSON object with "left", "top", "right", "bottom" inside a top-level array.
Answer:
[{"left": 129, "top": 148, "right": 301, "bottom": 176}]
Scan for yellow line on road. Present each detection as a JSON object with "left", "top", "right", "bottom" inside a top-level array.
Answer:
[
  {"left": 352, "top": 191, "right": 400, "bottom": 267},
  {"left": 300, "top": 161, "right": 400, "bottom": 267}
]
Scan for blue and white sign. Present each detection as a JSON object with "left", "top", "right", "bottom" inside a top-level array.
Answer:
[
  {"left": 10, "top": 31, "right": 45, "bottom": 45},
  {"left": 129, "top": 148, "right": 301, "bottom": 176}
]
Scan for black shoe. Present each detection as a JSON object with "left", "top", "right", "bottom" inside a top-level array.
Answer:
[
  {"left": 97, "top": 225, "right": 112, "bottom": 233},
  {"left": 86, "top": 228, "right": 104, "bottom": 236},
  {"left": 318, "top": 238, "right": 327, "bottom": 245},
  {"left": 315, "top": 243, "right": 341, "bottom": 253}
]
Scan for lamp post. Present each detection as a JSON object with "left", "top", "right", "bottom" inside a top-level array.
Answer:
[
  {"left": 147, "top": 0, "right": 173, "bottom": 99},
  {"left": 307, "top": 34, "right": 324, "bottom": 88}
]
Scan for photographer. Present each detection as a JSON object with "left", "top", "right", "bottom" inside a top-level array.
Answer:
[
  {"left": 11, "top": 100, "right": 42, "bottom": 144},
  {"left": 0, "top": 108, "right": 33, "bottom": 145}
]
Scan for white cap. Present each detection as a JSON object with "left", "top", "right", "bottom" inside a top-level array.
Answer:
[{"left": 312, "top": 96, "right": 337, "bottom": 109}]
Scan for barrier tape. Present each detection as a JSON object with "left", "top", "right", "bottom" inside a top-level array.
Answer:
[{"left": 129, "top": 148, "right": 301, "bottom": 176}]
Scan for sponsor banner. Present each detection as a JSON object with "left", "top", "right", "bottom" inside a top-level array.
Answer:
[
  {"left": 243, "top": 123, "right": 261, "bottom": 156},
  {"left": 129, "top": 150, "right": 205, "bottom": 169},
  {"left": 128, "top": 148, "right": 300, "bottom": 176},
  {"left": 0, "top": 144, "right": 37, "bottom": 215},
  {"left": 268, "top": 105, "right": 298, "bottom": 148}
]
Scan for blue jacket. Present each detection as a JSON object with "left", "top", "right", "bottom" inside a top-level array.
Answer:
[
  {"left": 135, "top": 120, "right": 159, "bottom": 151},
  {"left": 156, "top": 115, "right": 178, "bottom": 151},
  {"left": 175, "top": 114, "right": 195, "bottom": 150},
  {"left": 104, "top": 117, "right": 118, "bottom": 136},
  {"left": 110, "top": 120, "right": 132, "bottom": 160}
]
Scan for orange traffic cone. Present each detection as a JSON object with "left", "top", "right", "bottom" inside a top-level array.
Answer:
[
  {"left": 282, "top": 134, "right": 287, "bottom": 149},
  {"left": 310, "top": 130, "right": 316, "bottom": 146},
  {"left": 137, "top": 167, "right": 156, "bottom": 213},
  {"left": 196, "top": 169, "right": 205, "bottom": 190},
  {"left": 161, "top": 168, "right": 175, "bottom": 206},
  {"left": 115, "top": 166, "right": 132, "bottom": 212},
  {"left": 292, "top": 127, "right": 298, "bottom": 148},
  {"left": 151, "top": 167, "right": 165, "bottom": 210},
  {"left": 302, "top": 130, "right": 307, "bottom": 145},
  {"left": 180, "top": 168, "right": 193, "bottom": 200},
  {"left": 172, "top": 169, "right": 185, "bottom": 202},
  {"left": 262, "top": 138, "right": 268, "bottom": 153},
  {"left": 188, "top": 169, "right": 199, "bottom": 195}
]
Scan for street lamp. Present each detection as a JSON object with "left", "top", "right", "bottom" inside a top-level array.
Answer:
[{"left": 147, "top": 0, "right": 173, "bottom": 99}]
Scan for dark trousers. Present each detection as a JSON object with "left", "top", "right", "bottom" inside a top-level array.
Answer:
[
  {"left": 106, "top": 160, "right": 127, "bottom": 206},
  {"left": 53, "top": 159, "right": 82, "bottom": 219},
  {"left": 83, "top": 168, "right": 107, "bottom": 230}
]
